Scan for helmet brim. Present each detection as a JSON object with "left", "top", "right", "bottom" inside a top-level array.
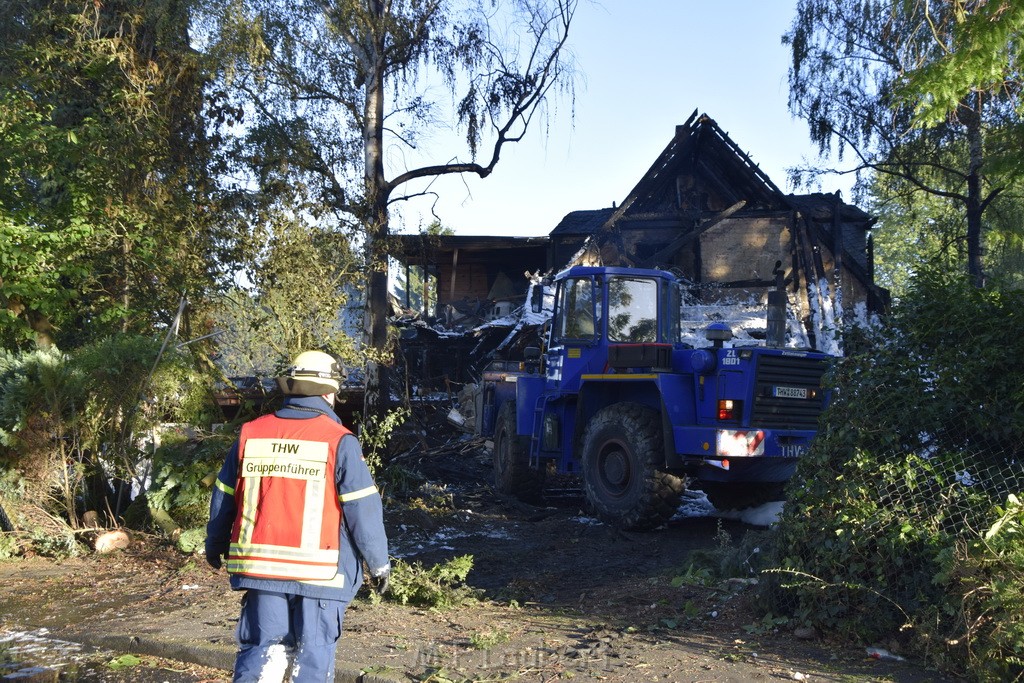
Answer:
[{"left": 276, "top": 376, "right": 340, "bottom": 396}]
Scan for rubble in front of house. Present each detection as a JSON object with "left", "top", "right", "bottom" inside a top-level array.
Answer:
[{"left": 392, "top": 278, "right": 553, "bottom": 395}]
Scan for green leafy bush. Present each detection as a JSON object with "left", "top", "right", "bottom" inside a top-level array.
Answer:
[
  {"left": 356, "top": 407, "right": 412, "bottom": 476},
  {"left": 29, "top": 528, "right": 80, "bottom": 559},
  {"left": 766, "top": 270, "right": 1024, "bottom": 677},
  {"left": 373, "top": 555, "right": 476, "bottom": 609},
  {"left": 941, "top": 495, "right": 1024, "bottom": 681},
  {"left": 0, "top": 337, "right": 221, "bottom": 531},
  {"left": 176, "top": 527, "right": 207, "bottom": 554},
  {"left": 0, "top": 533, "right": 20, "bottom": 560},
  {"left": 0, "top": 347, "right": 84, "bottom": 477},
  {"left": 146, "top": 430, "right": 235, "bottom": 529},
  {"left": 469, "top": 628, "right": 511, "bottom": 650}
]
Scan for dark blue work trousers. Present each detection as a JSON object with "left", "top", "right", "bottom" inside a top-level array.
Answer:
[{"left": 233, "top": 589, "right": 348, "bottom": 682}]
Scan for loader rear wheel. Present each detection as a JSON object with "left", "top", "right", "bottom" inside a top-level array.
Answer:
[
  {"left": 493, "top": 400, "right": 545, "bottom": 502},
  {"left": 581, "top": 403, "right": 684, "bottom": 531}
]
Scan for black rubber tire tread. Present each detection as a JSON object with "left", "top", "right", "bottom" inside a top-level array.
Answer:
[
  {"left": 581, "top": 402, "right": 684, "bottom": 531},
  {"left": 0, "top": 500, "right": 13, "bottom": 533},
  {"left": 702, "top": 482, "right": 787, "bottom": 511},
  {"left": 493, "top": 400, "right": 545, "bottom": 502}
]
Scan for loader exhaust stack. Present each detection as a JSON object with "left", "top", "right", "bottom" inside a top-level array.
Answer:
[{"left": 766, "top": 260, "right": 787, "bottom": 348}]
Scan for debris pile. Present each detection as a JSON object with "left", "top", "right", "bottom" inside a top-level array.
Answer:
[{"left": 393, "top": 279, "right": 553, "bottom": 396}]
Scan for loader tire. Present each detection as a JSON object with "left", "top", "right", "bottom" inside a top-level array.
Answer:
[
  {"left": 493, "top": 401, "right": 545, "bottom": 502},
  {"left": 581, "top": 403, "right": 684, "bottom": 531}
]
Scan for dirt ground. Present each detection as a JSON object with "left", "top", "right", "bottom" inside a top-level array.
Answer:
[{"left": 0, "top": 443, "right": 956, "bottom": 682}]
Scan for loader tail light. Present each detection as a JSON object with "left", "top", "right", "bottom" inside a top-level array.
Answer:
[{"left": 717, "top": 399, "right": 742, "bottom": 421}]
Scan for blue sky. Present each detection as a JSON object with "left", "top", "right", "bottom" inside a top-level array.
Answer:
[{"left": 395, "top": 1, "right": 847, "bottom": 237}]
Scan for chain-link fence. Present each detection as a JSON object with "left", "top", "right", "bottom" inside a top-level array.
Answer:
[{"left": 761, "top": 272, "right": 1024, "bottom": 681}]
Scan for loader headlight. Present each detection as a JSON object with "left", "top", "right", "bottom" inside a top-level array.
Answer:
[{"left": 691, "top": 349, "right": 716, "bottom": 374}]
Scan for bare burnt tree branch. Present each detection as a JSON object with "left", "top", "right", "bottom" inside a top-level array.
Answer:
[{"left": 386, "top": 0, "right": 574, "bottom": 193}]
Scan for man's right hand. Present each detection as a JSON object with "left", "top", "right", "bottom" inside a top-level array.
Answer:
[
  {"left": 369, "top": 566, "right": 391, "bottom": 596},
  {"left": 205, "top": 544, "right": 227, "bottom": 570}
]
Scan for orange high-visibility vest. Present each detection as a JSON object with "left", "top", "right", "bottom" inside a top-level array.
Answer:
[{"left": 226, "top": 413, "right": 349, "bottom": 581}]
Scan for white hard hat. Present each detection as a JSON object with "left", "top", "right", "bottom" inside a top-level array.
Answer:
[{"left": 277, "top": 351, "right": 344, "bottom": 396}]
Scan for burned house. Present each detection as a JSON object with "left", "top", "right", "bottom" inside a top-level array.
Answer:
[
  {"left": 391, "top": 235, "right": 549, "bottom": 391},
  {"left": 394, "top": 234, "right": 548, "bottom": 325},
  {"left": 395, "top": 111, "right": 888, "bottom": 388}
]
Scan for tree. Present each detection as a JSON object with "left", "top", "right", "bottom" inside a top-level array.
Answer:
[
  {"left": 868, "top": 166, "right": 1024, "bottom": 297},
  {"left": 784, "top": 0, "right": 1024, "bottom": 287},
  {"left": 894, "top": 1, "right": 1024, "bottom": 127},
  {"left": 0, "top": 0, "right": 231, "bottom": 350},
  {"left": 199, "top": 0, "right": 577, "bottom": 421},
  {"left": 213, "top": 211, "right": 363, "bottom": 377}
]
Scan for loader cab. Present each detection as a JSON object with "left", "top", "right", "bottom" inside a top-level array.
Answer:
[
  {"left": 547, "top": 266, "right": 683, "bottom": 345},
  {"left": 545, "top": 266, "right": 683, "bottom": 389}
]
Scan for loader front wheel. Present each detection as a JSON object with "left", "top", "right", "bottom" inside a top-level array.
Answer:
[
  {"left": 493, "top": 400, "right": 545, "bottom": 502},
  {"left": 581, "top": 403, "right": 684, "bottom": 531}
]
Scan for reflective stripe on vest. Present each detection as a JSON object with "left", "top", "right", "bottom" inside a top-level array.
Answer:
[{"left": 228, "top": 414, "right": 349, "bottom": 582}]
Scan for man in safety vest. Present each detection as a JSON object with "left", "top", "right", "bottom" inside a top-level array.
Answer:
[{"left": 206, "top": 350, "right": 390, "bottom": 682}]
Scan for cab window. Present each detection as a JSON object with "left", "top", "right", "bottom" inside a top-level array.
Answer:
[
  {"left": 607, "top": 277, "right": 658, "bottom": 343},
  {"left": 556, "top": 277, "right": 601, "bottom": 341}
]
